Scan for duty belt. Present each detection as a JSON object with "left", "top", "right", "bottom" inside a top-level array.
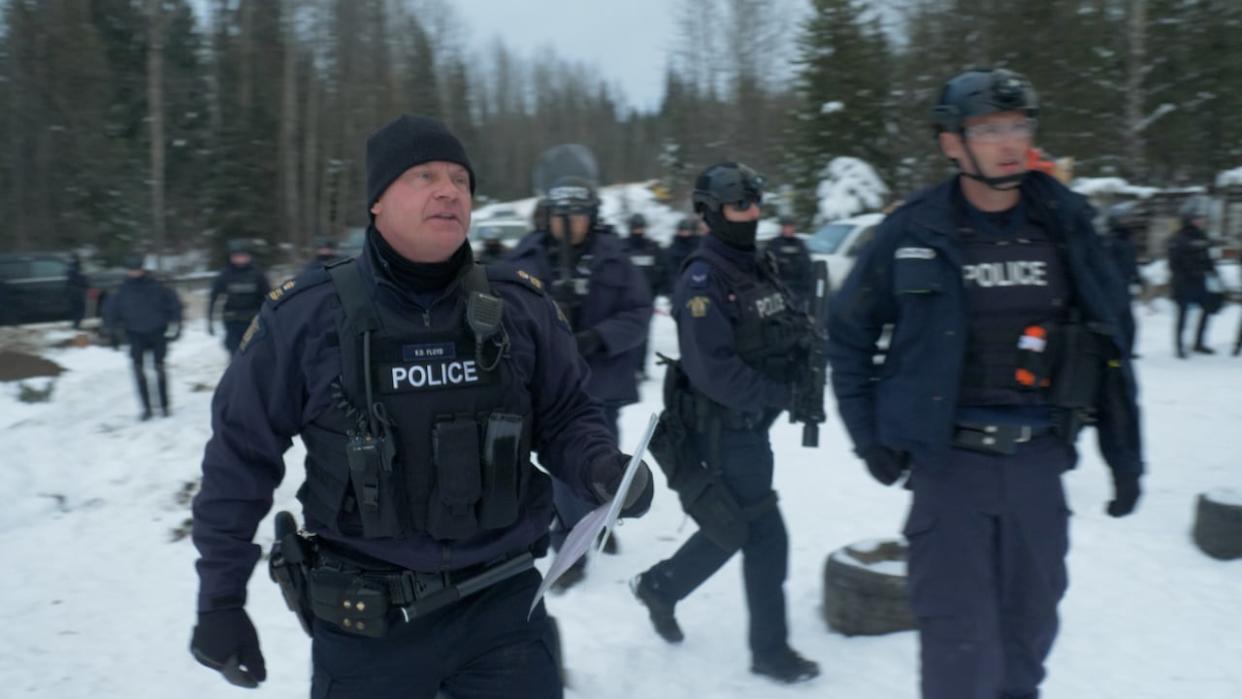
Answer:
[
  {"left": 952, "top": 421, "right": 1056, "bottom": 456},
  {"left": 308, "top": 545, "right": 536, "bottom": 637}
]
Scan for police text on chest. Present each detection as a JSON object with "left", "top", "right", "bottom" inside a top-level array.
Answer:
[
  {"left": 389, "top": 360, "right": 480, "bottom": 390},
  {"left": 962, "top": 260, "right": 1048, "bottom": 288}
]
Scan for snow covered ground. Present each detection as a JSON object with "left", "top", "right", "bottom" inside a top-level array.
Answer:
[{"left": 1, "top": 297, "right": 1240, "bottom": 698}]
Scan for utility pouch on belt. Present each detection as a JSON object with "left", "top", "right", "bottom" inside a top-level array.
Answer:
[
  {"left": 345, "top": 432, "right": 402, "bottom": 538},
  {"left": 1047, "top": 322, "right": 1114, "bottom": 440},
  {"left": 427, "top": 418, "right": 482, "bottom": 540},
  {"left": 479, "top": 413, "right": 523, "bottom": 530},
  {"left": 307, "top": 567, "right": 391, "bottom": 639}
]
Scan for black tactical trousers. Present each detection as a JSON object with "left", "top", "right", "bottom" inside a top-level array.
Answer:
[
  {"left": 127, "top": 331, "right": 168, "bottom": 413},
  {"left": 1175, "top": 301, "right": 1210, "bottom": 351},
  {"left": 905, "top": 436, "right": 1072, "bottom": 699},
  {"left": 643, "top": 425, "right": 790, "bottom": 657},
  {"left": 310, "top": 569, "right": 561, "bottom": 698},
  {"left": 223, "top": 319, "right": 251, "bottom": 356}
]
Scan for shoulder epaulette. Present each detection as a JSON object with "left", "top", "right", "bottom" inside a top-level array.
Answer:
[
  {"left": 267, "top": 266, "right": 332, "bottom": 308},
  {"left": 486, "top": 263, "right": 547, "bottom": 296}
]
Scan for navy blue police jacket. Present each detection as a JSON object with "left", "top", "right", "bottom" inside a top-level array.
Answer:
[
  {"left": 674, "top": 234, "right": 791, "bottom": 418},
  {"left": 103, "top": 274, "right": 182, "bottom": 336},
  {"left": 507, "top": 229, "right": 653, "bottom": 407},
  {"left": 191, "top": 244, "right": 617, "bottom": 612},
  {"left": 827, "top": 172, "right": 1143, "bottom": 477}
]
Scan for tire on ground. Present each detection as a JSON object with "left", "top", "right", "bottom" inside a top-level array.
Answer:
[
  {"left": 1192, "top": 489, "right": 1242, "bottom": 561},
  {"left": 822, "top": 538, "right": 915, "bottom": 636}
]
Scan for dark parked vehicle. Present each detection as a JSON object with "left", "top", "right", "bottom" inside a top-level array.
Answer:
[{"left": 0, "top": 253, "right": 124, "bottom": 326}]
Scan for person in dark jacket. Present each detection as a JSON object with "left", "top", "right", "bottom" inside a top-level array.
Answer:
[
  {"left": 207, "top": 241, "right": 270, "bottom": 357},
  {"left": 508, "top": 177, "right": 653, "bottom": 589},
  {"left": 301, "top": 238, "right": 341, "bottom": 275},
  {"left": 632, "top": 162, "right": 821, "bottom": 685},
  {"left": 103, "top": 255, "right": 183, "bottom": 419},
  {"left": 624, "top": 212, "right": 665, "bottom": 378},
  {"left": 763, "top": 214, "right": 814, "bottom": 309},
  {"left": 474, "top": 225, "right": 508, "bottom": 265},
  {"left": 828, "top": 68, "right": 1144, "bottom": 699},
  {"left": 66, "top": 253, "right": 89, "bottom": 329},
  {"left": 1167, "top": 196, "right": 1220, "bottom": 357},
  {"left": 664, "top": 217, "right": 702, "bottom": 291},
  {"left": 1103, "top": 202, "right": 1145, "bottom": 356},
  {"left": 188, "top": 115, "right": 653, "bottom": 697}
]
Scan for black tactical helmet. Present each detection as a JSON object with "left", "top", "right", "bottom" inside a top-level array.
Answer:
[
  {"left": 1179, "top": 195, "right": 1211, "bottom": 224},
  {"left": 122, "top": 253, "right": 145, "bottom": 271},
  {"left": 932, "top": 68, "right": 1039, "bottom": 134},
  {"left": 676, "top": 218, "right": 697, "bottom": 233},
  {"left": 692, "top": 162, "right": 764, "bottom": 215},
  {"left": 779, "top": 214, "right": 797, "bottom": 226},
  {"left": 546, "top": 176, "right": 600, "bottom": 216},
  {"left": 532, "top": 199, "right": 552, "bottom": 230},
  {"left": 1106, "top": 201, "right": 1144, "bottom": 230},
  {"left": 314, "top": 237, "right": 336, "bottom": 251},
  {"left": 227, "top": 239, "right": 252, "bottom": 255},
  {"left": 628, "top": 213, "right": 647, "bottom": 229}
]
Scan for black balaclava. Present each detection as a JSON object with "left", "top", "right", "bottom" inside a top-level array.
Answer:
[
  {"left": 368, "top": 226, "right": 472, "bottom": 293},
  {"left": 705, "top": 210, "right": 758, "bottom": 249}
]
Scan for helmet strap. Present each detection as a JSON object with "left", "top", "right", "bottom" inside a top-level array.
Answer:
[{"left": 959, "top": 135, "right": 1025, "bottom": 191}]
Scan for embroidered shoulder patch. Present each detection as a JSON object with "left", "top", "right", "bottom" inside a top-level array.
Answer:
[
  {"left": 515, "top": 269, "right": 544, "bottom": 291},
  {"left": 687, "top": 295, "right": 711, "bottom": 318},
  {"left": 267, "top": 279, "right": 296, "bottom": 302},
  {"left": 238, "top": 316, "right": 265, "bottom": 353}
]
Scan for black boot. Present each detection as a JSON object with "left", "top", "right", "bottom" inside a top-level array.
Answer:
[
  {"left": 133, "top": 361, "right": 153, "bottom": 420},
  {"left": 631, "top": 573, "right": 684, "bottom": 643},
  {"left": 1193, "top": 344, "right": 1215, "bottom": 355},
  {"left": 598, "top": 530, "right": 619, "bottom": 555},
  {"left": 751, "top": 647, "right": 820, "bottom": 684}
]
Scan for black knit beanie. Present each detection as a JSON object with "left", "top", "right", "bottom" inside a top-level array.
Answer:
[{"left": 365, "top": 115, "right": 476, "bottom": 218}]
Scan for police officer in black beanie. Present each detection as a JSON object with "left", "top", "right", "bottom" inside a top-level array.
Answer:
[{"left": 190, "top": 114, "right": 654, "bottom": 697}]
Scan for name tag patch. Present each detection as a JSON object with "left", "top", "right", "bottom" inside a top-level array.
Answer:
[
  {"left": 402, "top": 342, "right": 456, "bottom": 362},
  {"left": 895, "top": 247, "right": 936, "bottom": 260}
]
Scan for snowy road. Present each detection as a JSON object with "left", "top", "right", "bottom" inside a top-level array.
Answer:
[{"left": 1, "top": 299, "right": 1239, "bottom": 698}]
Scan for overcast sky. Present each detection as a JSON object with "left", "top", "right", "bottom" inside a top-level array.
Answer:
[{"left": 451, "top": 0, "right": 677, "bottom": 111}]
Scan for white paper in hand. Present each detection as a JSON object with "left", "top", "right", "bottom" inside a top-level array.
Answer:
[{"left": 527, "top": 412, "right": 660, "bottom": 619}]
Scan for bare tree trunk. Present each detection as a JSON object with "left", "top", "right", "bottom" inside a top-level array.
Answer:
[
  {"left": 279, "top": 0, "right": 301, "bottom": 252},
  {"left": 1126, "top": 0, "right": 1148, "bottom": 181},
  {"left": 147, "top": 0, "right": 166, "bottom": 266},
  {"left": 9, "top": 19, "right": 27, "bottom": 251},
  {"left": 301, "top": 0, "right": 323, "bottom": 241},
  {"left": 239, "top": 0, "right": 255, "bottom": 115},
  {"left": 208, "top": 0, "right": 225, "bottom": 138}
]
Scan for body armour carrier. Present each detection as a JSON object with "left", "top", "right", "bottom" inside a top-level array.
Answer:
[
  {"left": 957, "top": 218, "right": 1073, "bottom": 406},
  {"left": 298, "top": 260, "right": 535, "bottom": 542},
  {"left": 688, "top": 247, "right": 807, "bottom": 384}
]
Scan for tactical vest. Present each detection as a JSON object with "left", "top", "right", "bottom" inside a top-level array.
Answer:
[
  {"left": 298, "top": 260, "right": 535, "bottom": 542},
  {"left": 688, "top": 247, "right": 806, "bottom": 383},
  {"left": 222, "top": 269, "right": 264, "bottom": 319},
  {"left": 957, "top": 217, "right": 1073, "bottom": 406}
]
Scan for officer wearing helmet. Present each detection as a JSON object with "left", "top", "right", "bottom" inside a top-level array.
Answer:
[
  {"left": 189, "top": 115, "right": 653, "bottom": 696},
  {"left": 475, "top": 225, "right": 508, "bottom": 265},
  {"left": 632, "top": 162, "right": 821, "bottom": 684},
  {"left": 763, "top": 214, "right": 814, "bottom": 310},
  {"left": 624, "top": 212, "right": 666, "bottom": 378},
  {"left": 828, "top": 68, "right": 1144, "bottom": 699},
  {"left": 508, "top": 175, "right": 654, "bottom": 589},
  {"left": 302, "top": 238, "right": 341, "bottom": 275},
  {"left": 664, "top": 217, "right": 702, "bottom": 291},
  {"left": 1167, "top": 195, "right": 1221, "bottom": 357},
  {"left": 208, "top": 239, "right": 271, "bottom": 357}
]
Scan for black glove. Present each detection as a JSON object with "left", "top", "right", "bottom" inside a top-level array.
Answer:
[
  {"left": 1106, "top": 473, "right": 1142, "bottom": 518},
  {"left": 574, "top": 329, "right": 604, "bottom": 357},
  {"left": 207, "top": 321, "right": 215, "bottom": 336},
  {"left": 590, "top": 452, "right": 654, "bottom": 518},
  {"left": 190, "top": 608, "right": 267, "bottom": 688},
  {"left": 861, "top": 446, "right": 910, "bottom": 486}
]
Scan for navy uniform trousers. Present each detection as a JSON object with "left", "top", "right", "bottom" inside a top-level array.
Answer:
[
  {"left": 310, "top": 569, "right": 561, "bottom": 698},
  {"left": 223, "top": 319, "right": 250, "bottom": 356},
  {"left": 905, "top": 435, "right": 1072, "bottom": 699},
  {"left": 644, "top": 425, "right": 790, "bottom": 657}
]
